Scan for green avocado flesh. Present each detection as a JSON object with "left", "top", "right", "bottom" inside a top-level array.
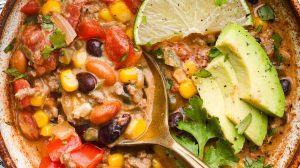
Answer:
[
  {"left": 216, "top": 24, "right": 285, "bottom": 117},
  {"left": 206, "top": 56, "right": 268, "bottom": 146},
  {"left": 193, "top": 76, "right": 245, "bottom": 153}
]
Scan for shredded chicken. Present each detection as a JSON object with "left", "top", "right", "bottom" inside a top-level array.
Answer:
[
  {"left": 89, "top": 90, "right": 105, "bottom": 104},
  {"left": 114, "top": 82, "right": 125, "bottom": 96},
  {"left": 127, "top": 85, "right": 144, "bottom": 104},
  {"left": 260, "top": 29, "right": 274, "bottom": 56},
  {"left": 124, "top": 152, "right": 153, "bottom": 168},
  {"left": 15, "top": 88, "right": 36, "bottom": 99}
]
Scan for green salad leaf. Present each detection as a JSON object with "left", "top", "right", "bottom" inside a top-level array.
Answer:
[
  {"left": 204, "top": 139, "right": 239, "bottom": 168},
  {"left": 177, "top": 96, "right": 222, "bottom": 158}
]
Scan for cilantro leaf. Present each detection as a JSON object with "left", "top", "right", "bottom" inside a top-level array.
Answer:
[
  {"left": 209, "top": 47, "right": 222, "bottom": 58},
  {"left": 151, "top": 48, "right": 164, "bottom": 59},
  {"left": 41, "top": 45, "right": 55, "bottom": 59},
  {"left": 120, "top": 53, "right": 128, "bottom": 62},
  {"left": 4, "top": 38, "right": 16, "bottom": 53},
  {"left": 166, "top": 79, "right": 173, "bottom": 90},
  {"left": 258, "top": 5, "right": 275, "bottom": 21},
  {"left": 177, "top": 96, "right": 222, "bottom": 158},
  {"left": 173, "top": 134, "right": 198, "bottom": 156},
  {"left": 50, "top": 29, "right": 67, "bottom": 49},
  {"left": 4, "top": 68, "right": 27, "bottom": 80},
  {"left": 204, "top": 139, "right": 239, "bottom": 168},
  {"left": 244, "top": 157, "right": 273, "bottom": 168},
  {"left": 41, "top": 16, "right": 54, "bottom": 31},
  {"left": 194, "top": 69, "right": 212, "bottom": 78},
  {"left": 24, "top": 15, "right": 38, "bottom": 25},
  {"left": 272, "top": 33, "right": 283, "bottom": 64},
  {"left": 215, "top": 0, "right": 227, "bottom": 6},
  {"left": 236, "top": 113, "right": 252, "bottom": 135}
]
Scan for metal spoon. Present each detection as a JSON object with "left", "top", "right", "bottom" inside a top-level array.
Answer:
[{"left": 118, "top": 53, "right": 209, "bottom": 168}]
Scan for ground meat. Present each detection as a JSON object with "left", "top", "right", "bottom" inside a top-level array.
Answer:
[
  {"left": 124, "top": 151, "right": 153, "bottom": 168},
  {"left": 194, "top": 46, "right": 209, "bottom": 68},
  {"left": 137, "top": 99, "right": 147, "bottom": 109},
  {"left": 260, "top": 29, "right": 274, "bottom": 56},
  {"left": 46, "top": 74, "right": 59, "bottom": 92},
  {"left": 15, "top": 88, "right": 36, "bottom": 99},
  {"left": 127, "top": 85, "right": 144, "bottom": 103},
  {"left": 114, "top": 82, "right": 124, "bottom": 96},
  {"left": 89, "top": 90, "right": 105, "bottom": 104}
]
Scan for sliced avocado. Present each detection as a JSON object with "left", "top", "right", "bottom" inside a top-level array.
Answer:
[
  {"left": 193, "top": 76, "right": 245, "bottom": 153},
  {"left": 207, "top": 56, "right": 267, "bottom": 146},
  {"left": 216, "top": 24, "right": 285, "bottom": 117}
]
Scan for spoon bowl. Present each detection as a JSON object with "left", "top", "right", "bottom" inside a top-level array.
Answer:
[{"left": 118, "top": 53, "right": 209, "bottom": 168}]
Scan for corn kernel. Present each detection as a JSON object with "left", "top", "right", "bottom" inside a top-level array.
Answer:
[
  {"left": 119, "top": 67, "right": 137, "bottom": 83},
  {"left": 30, "top": 92, "right": 46, "bottom": 107},
  {"left": 72, "top": 50, "right": 87, "bottom": 68},
  {"left": 125, "top": 118, "right": 146, "bottom": 140},
  {"left": 184, "top": 60, "right": 198, "bottom": 76},
  {"left": 179, "top": 80, "right": 197, "bottom": 99},
  {"left": 110, "top": 1, "right": 132, "bottom": 23},
  {"left": 40, "top": 124, "right": 53, "bottom": 137},
  {"left": 99, "top": 8, "right": 114, "bottom": 22},
  {"left": 108, "top": 153, "right": 124, "bottom": 167},
  {"left": 153, "top": 145, "right": 167, "bottom": 158},
  {"left": 152, "top": 158, "right": 163, "bottom": 168},
  {"left": 42, "top": 0, "right": 61, "bottom": 15},
  {"left": 60, "top": 69, "right": 79, "bottom": 92},
  {"left": 33, "top": 110, "right": 49, "bottom": 128},
  {"left": 253, "top": 17, "right": 268, "bottom": 32},
  {"left": 125, "top": 27, "right": 133, "bottom": 40}
]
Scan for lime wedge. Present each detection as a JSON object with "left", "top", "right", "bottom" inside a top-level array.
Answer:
[{"left": 134, "top": 0, "right": 252, "bottom": 45}]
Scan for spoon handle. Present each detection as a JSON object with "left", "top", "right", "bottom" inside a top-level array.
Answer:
[{"left": 171, "top": 142, "right": 209, "bottom": 168}]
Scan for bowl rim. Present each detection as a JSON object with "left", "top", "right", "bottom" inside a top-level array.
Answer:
[{"left": 0, "top": 0, "right": 299, "bottom": 168}]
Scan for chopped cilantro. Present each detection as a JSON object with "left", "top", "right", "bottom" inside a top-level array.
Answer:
[
  {"left": 166, "top": 79, "right": 173, "bottom": 90},
  {"left": 204, "top": 139, "right": 239, "bottom": 168},
  {"left": 41, "top": 16, "right": 54, "bottom": 31},
  {"left": 24, "top": 15, "right": 38, "bottom": 25},
  {"left": 236, "top": 113, "right": 252, "bottom": 135},
  {"left": 142, "top": 15, "right": 147, "bottom": 25},
  {"left": 258, "top": 5, "right": 275, "bottom": 21},
  {"left": 120, "top": 53, "right": 128, "bottom": 62},
  {"left": 256, "top": 25, "right": 263, "bottom": 33},
  {"left": 4, "top": 38, "right": 16, "bottom": 53},
  {"left": 151, "top": 48, "right": 164, "bottom": 59},
  {"left": 41, "top": 45, "right": 55, "bottom": 59},
  {"left": 177, "top": 96, "right": 222, "bottom": 158},
  {"left": 209, "top": 47, "right": 222, "bottom": 58},
  {"left": 50, "top": 29, "right": 67, "bottom": 49},
  {"left": 272, "top": 33, "right": 283, "bottom": 64},
  {"left": 175, "top": 160, "right": 186, "bottom": 168},
  {"left": 244, "top": 157, "right": 273, "bottom": 168},
  {"left": 267, "top": 128, "right": 277, "bottom": 136},
  {"left": 194, "top": 69, "right": 212, "bottom": 78},
  {"left": 173, "top": 134, "right": 198, "bottom": 156},
  {"left": 4, "top": 68, "right": 27, "bottom": 80},
  {"left": 215, "top": 0, "right": 227, "bottom": 6}
]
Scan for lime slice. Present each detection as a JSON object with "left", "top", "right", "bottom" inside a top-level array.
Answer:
[{"left": 134, "top": 0, "right": 252, "bottom": 45}]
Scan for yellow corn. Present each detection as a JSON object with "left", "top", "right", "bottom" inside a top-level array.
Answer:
[
  {"left": 108, "top": 153, "right": 124, "bottom": 167},
  {"left": 119, "top": 67, "right": 137, "bottom": 83},
  {"left": 254, "top": 17, "right": 268, "bottom": 32},
  {"left": 60, "top": 69, "right": 79, "bottom": 92},
  {"left": 179, "top": 80, "right": 197, "bottom": 99},
  {"left": 110, "top": 1, "right": 132, "bottom": 23},
  {"left": 72, "top": 50, "right": 87, "bottom": 68},
  {"left": 152, "top": 158, "right": 163, "bottom": 168},
  {"left": 40, "top": 124, "right": 53, "bottom": 137},
  {"left": 125, "top": 118, "right": 146, "bottom": 140},
  {"left": 99, "top": 8, "right": 114, "bottom": 22},
  {"left": 42, "top": 0, "right": 61, "bottom": 15},
  {"left": 33, "top": 110, "right": 49, "bottom": 128},
  {"left": 30, "top": 92, "right": 46, "bottom": 107},
  {"left": 125, "top": 27, "right": 133, "bottom": 40},
  {"left": 153, "top": 145, "right": 167, "bottom": 158},
  {"left": 184, "top": 60, "right": 198, "bottom": 76}
]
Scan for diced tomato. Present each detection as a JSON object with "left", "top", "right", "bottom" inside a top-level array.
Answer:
[
  {"left": 101, "top": 0, "right": 116, "bottom": 3},
  {"left": 20, "top": 0, "right": 40, "bottom": 15},
  {"left": 124, "top": 0, "right": 141, "bottom": 14},
  {"left": 77, "top": 20, "right": 105, "bottom": 40},
  {"left": 105, "top": 26, "right": 129, "bottom": 62},
  {"left": 65, "top": 3, "right": 82, "bottom": 28},
  {"left": 21, "top": 25, "right": 45, "bottom": 51},
  {"left": 115, "top": 41, "right": 142, "bottom": 69},
  {"left": 47, "top": 134, "right": 82, "bottom": 161},
  {"left": 13, "top": 79, "right": 31, "bottom": 108},
  {"left": 39, "top": 157, "right": 65, "bottom": 168},
  {"left": 70, "top": 144, "right": 105, "bottom": 168}
]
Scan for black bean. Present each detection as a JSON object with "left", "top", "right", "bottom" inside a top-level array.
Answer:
[
  {"left": 86, "top": 39, "right": 103, "bottom": 57},
  {"left": 280, "top": 79, "right": 291, "bottom": 95},
  {"left": 169, "top": 112, "right": 183, "bottom": 128},
  {"left": 76, "top": 72, "right": 97, "bottom": 93},
  {"left": 247, "top": 0, "right": 258, "bottom": 4},
  {"left": 73, "top": 123, "right": 90, "bottom": 140},
  {"left": 98, "top": 114, "right": 131, "bottom": 145},
  {"left": 255, "top": 37, "right": 262, "bottom": 43}
]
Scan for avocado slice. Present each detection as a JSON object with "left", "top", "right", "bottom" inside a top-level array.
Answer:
[
  {"left": 193, "top": 76, "right": 245, "bottom": 153},
  {"left": 207, "top": 56, "right": 268, "bottom": 146},
  {"left": 216, "top": 24, "right": 285, "bottom": 117}
]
